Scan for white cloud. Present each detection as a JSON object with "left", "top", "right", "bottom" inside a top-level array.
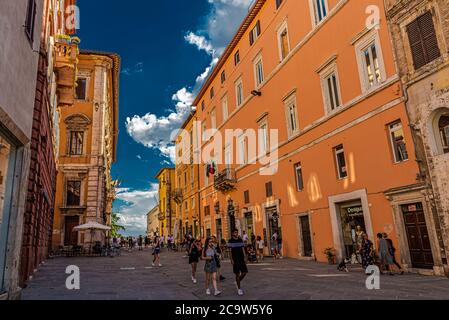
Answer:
[
  {"left": 115, "top": 184, "right": 159, "bottom": 236},
  {"left": 125, "top": 1, "right": 249, "bottom": 162},
  {"left": 121, "top": 62, "right": 144, "bottom": 76}
]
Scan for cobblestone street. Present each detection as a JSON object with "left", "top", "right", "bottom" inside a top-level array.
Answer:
[{"left": 21, "top": 248, "right": 449, "bottom": 300}]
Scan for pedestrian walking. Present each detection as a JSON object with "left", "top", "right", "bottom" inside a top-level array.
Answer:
[
  {"left": 377, "top": 233, "right": 394, "bottom": 275},
  {"left": 152, "top": 236, "right": 162, "bottom": 267},
  {"left": 383, "top": 233, "right": 404, "bottom": 274},
  {"left": 360, "top": 233, "right": 374, "bottom": 273},
  {"left": 251, "top": 234, "right": 256, "bottom": 249},
  {"left": 256, "top": 236, "right": 264, "bottom": 261},
  {"left": 202, "top": 237, "right": 221, "bottom": 296},
  {"left": 211, "top": 236, "right": 225, "bottom": 281},
  {"left": 138, "top": 235, "right": 143, "bottom": 251},
  {"left": 228, "top": 229, "right": 248, "bottom": 296},
  {"left": 189, "top": 239, "right": 202, "bottom": 284},
  {"left": 128, "top": 236, "right": 133, "bottom": 252},
  {"left": 271, "top": 232, "right": 279, "bottom": 259}
]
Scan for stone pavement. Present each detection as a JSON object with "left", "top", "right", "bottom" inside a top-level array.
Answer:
[{"left": 21, "top": 248, "right": 449, "bottom": 300}]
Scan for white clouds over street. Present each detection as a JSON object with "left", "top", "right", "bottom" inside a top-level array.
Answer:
[{"left": 115, "top": 185, "right": 159, "bottom": 236}]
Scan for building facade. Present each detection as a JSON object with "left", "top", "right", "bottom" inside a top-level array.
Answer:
[
  {"left": 184, "top": 0, "right": 447, "bottom": 275},
  {"left": 19, "top": 0, "right": 79, "bottom": 288},
  {"left": 147, "top": 205, "right": 160, "bottom": 237},
  {"left": 156, "top": 168, "right": 176, "bottom": 237},
  {"left": 384, "top": 0, "right": 449, "bottom": 276},
  {"left": 52, "top": 50, "right": 120, "bottom": 249},
  {"left": 0, "top": 0, "right": 45, "bottom": 299},
  {"left": 174, "top": 112, "right": 201, "bottom": 241}
]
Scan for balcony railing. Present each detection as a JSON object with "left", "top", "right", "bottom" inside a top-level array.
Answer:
[
  {"left": 54, "top": 40, "right": 78, "bottom": 106},
  {"left": 172, "top": 188, "right": 183, "bottom": 204},
  {"left": 214, "top": 168, "right": 237, "bottom": 192}
]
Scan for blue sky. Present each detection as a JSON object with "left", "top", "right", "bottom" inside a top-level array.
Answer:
[{"left": 77, "top": 0, "right": 254, "bottom": 235}]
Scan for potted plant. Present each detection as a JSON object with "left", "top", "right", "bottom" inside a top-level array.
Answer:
[{"left": 323, "top": 247, "right": 336, "bottom": 265}]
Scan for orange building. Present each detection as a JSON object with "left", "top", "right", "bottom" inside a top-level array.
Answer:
[
  {"left": 52, "top": 49, "right": 120, "bottom": 249},
  {"left": 185, "top": 0, "right": 444, "bottom": 273},
  {"left": 174, "top": 112, "right": 201, "bottom": 241}
]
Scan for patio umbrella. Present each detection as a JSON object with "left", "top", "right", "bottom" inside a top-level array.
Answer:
[{"left": 74, "top": 222, "right": 111, "bottom": 254}]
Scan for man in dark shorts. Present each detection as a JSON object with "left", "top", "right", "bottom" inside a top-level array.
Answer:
[{"left": 228, "top": 229, "right": 248, "bottom": 296}]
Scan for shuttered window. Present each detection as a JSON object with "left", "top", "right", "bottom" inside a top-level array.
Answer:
[
  {"left": 249, "top": 21, "right": 261, "bottom": 46},
  {"left": 407, "top": 11, "right": 441, "bottom": 70},
  {"left": 265, "top": 181, "right": 273, "bottom": 197}
]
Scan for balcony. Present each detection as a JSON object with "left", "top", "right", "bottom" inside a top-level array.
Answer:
[
  {"left": 54, "top": 38, "right": 78, "bottom": 106},
  {"left": 172, "top": 188, "right": 183, "bottom": 204},
  {"left": 214, "top": 168, "right": 237, "bottom": 192}
]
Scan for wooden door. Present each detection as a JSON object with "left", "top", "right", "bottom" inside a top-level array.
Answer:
[
  {"left": 64, "top": 216, "right": 79, "bottom": 246},
  {"left": 402, "top": 203, "right": 434, "bottom": 269},
  {"left": 300, "top": 216, "right": 313, "bottom": 257}
]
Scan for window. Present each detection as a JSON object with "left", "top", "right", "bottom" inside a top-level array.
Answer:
[
  {"left": 276, "top": 0, "right": 284, "bottom": 9},
  {"left": 249, "top": 20, "right": 261, "bottom": 46},
  {"left": 221, "top": 70, "right": 226, "bottom": 84},
  {"left": 439, "top": 114, "right": 449, "bottom": 154},
  {"left": 238, "top": 134, "right": 247, "bottom": 165},
  {"left": 204, "top": 205, "right": 211, "bottom": 216},
  {"left": 388, "top": 121, "right": 409, "bottom": 163},
  {"left": 265, "top": 181, "right": 273, "bottom": 197},
  {"left": 294, "top": 163, "right": 304, "bottom": 191},
  {"left": 407, "top": 11, "right": 441, "bottom": 70},
  {"left": 278, "top": 24, "right": 290, "bottom": 61},
  {"left": 211, "top": 108, "right": 216, "bottom": 130},
  {"left": 284, "top": 94, "right": 299, "bottom": 137},
  {"left": 311, "top": 0, "right": 328, "bottom": 26},
  {"left": 363, "top": 43, "right": 382, "bottom": 88},
  {"left": 191, "top": 197, "right": 195, "bottom": 209},
  {"left": 210, "top": 87, "right": 215, "bottom": 99},
  {"left": 234, "top": 50, "right": 241, "bottom": 66},
  {"left": 201, "top": 101, "right": 205, "bottom": 111},
  {"left": 244, "top": 190, "right": 250, "bottom": 204},
  {"left": 69, "top": 131, "right": 83, "bottom": 155},
  {"left": 25, "top": 0, "right": 37, "bottom": 42},
  {"left": 334, "top": 145, "right": 348, "bottom": 179},
  {"left": 258, "top": 119, "right": 269, "bottom": 156},
  {"left": 66, "top": 181, "right": 81, "bottom": 206},
  {"left": 184, "top": 201, "right": 188, "bottom": 211},
  {"left": 225, "top": 145, "right": 232, "bottom": 169},
  {"left": 221, "top": 95, "right": 229, "bottom": 122},
  {"left": 236, "top": 78, "right": 244, "bottom": 107},
  {"left": 75, "top": 78, "right": 87, "bottom": 100},
  {"left": 320, "top": 64, "right": 342, "bottom": 114},
  {"left": 254, "top": 55, "right": 264, "bottom": 87},
  {"left": 355, "top": 31, "right": 386, "bottom": 92}
]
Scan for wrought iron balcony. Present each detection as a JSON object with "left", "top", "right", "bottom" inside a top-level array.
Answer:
[
  {"left": 54, "top": 39, "right": 78, "bottom": 106},
  {"left": 214, "top": 168, "right": 237, "bottom": 192},
  {"left": 172, "top": 188, "right": 183, "bottom": 204}
]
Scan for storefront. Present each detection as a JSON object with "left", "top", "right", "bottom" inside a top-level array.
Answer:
[
  {"left": 328, "top": 190, "right": 374, "bottom": 262},
  {"left": 263, "top": 200, "right": 282, "bottom": 256}
]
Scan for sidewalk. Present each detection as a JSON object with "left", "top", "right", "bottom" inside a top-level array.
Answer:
[{"left": 21, "top": 248, "right": 449, "bottom": 300}]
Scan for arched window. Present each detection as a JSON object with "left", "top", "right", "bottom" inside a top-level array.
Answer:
[
  {"left": 439, "top": 114, "right": 449, "bottom": 154},
  {"left": 430, "top": 108, "right": 449, "bottom": 155}
]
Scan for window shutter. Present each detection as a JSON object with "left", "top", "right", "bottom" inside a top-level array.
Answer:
[
  {"left": 407, "top": 11, "right": 440, "bottom": 70},
  {"left": 420, "top": 11, "right": 441, "bottom": 63},
  {"left": 249, "top": 30, "right": 254, "bottom": 46},
  {"left": 407, "top": 19, "right": 426, "bottom": 70}
]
